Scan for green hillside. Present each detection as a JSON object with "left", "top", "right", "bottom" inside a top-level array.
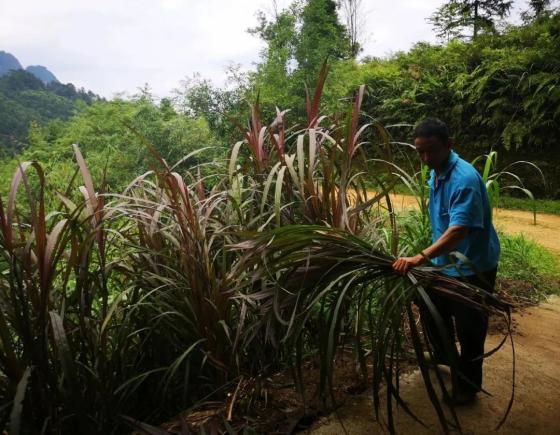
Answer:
[{"left": 0, "top": 69, "right": 99, "bottom": 156}]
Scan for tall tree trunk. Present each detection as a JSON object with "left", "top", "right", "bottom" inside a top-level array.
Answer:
[{"left": 473, "top": 0, "right": 479, "bottom": 39}]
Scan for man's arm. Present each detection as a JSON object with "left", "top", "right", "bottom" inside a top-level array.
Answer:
[{"left": 392, "top": 225, "right": 469, "bottom": 275}]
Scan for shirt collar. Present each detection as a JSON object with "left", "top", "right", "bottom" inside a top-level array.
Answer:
[
  {"left": 437, "top": 150, "right": 459, "bottom": 181},
  {"left": 428, "top": 150, "right": 458, "bottom": 187}
]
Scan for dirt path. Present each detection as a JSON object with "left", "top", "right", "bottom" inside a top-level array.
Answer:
[
  {"left": 377, "top": 192, "right": 560, "bottom": 256},
  {"left": 493, "top": 208, "right": 560, "bottom": 256},
  {"left": 311, "top": 296, "right": 560, "bottom": 434}
]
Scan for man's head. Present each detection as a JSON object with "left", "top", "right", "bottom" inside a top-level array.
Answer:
[{"left": 413, "top": 118, "right": 452, "bottom": 172}]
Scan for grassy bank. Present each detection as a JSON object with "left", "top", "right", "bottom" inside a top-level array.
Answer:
[{"left": 497, "top": 233, "right": 560, "bottom": 305}]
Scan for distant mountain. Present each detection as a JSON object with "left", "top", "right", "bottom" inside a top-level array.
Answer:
[
  {"left": 0, "top": 51, "right": 23, "bottom": 76},
  {"left": 25, "top": 65, "right": 58, "bottom": 84},
  {"left": 0, "top": 51, "right": 58, "bottom": 84}
]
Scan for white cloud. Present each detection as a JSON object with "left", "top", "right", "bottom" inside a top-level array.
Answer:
[{"left": 0, "top": 0, "right": 529, "bottom": 98}]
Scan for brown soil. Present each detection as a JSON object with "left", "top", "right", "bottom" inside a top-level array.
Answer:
[{"left": 310, "top": 296, "right": 560, "bottom": 434}]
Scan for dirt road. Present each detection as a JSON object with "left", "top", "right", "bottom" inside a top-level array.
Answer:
[{"left": 311, "top": 296, "right": 560, "bottom": 434}]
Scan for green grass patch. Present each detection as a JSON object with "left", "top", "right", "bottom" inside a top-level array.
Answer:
[
  {"left": 498, "top": 232, "right": 560, "bottom": 304},
  {"left": 497, "top": 196, "right": 560, "bottom": 215}
]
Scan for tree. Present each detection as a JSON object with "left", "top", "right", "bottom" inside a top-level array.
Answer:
[
  {"left": 172, "top": 67, "right": 249, "bottom": 145},
  {"left": 295, "top": 0, "right": 351, "bottom": 84},
  {"left": 248, "top": 3, "right": 301, "bottom": 109},
  {"left": 0, "top": 70, "right": 93, "bottom": 155},
  {"left": 529, "top": 0, "right": 552, "bottom": 15},
  {"left": 339, "top": 0, "right": 367, "bottom": 57},
  {"left": 521, "top": 0, "right": 557, "bottom": 21},
  {"left": 249, "top": 2, "right": 300, "bottom": 62},
  {"left": 428, "top": 0, "right": 513, "bottom": 40},
  {"left": 428, "top": 1, "right": 470, "bottom": 41},
  {"left": 247, "top": 0, "right": 354, "bottom": 118},
  {"left": 0, "top": 97, "right": 217, "bottom": 197}
]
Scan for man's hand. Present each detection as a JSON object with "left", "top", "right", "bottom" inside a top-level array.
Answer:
[{"left": 392, "top": 254, "right": 426, "bottom": 276}]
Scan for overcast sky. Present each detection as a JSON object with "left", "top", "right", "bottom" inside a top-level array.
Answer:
[{"left": 0, "top": 0, "right": 529, "bottom": 98}]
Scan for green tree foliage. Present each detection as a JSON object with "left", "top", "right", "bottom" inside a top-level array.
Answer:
[
  {"left": 429, "top": 0, "right": 513, "bottom": 40},
  {"left": 530, "top": 0, "right": 552, "bottom": 15},
  {"left": 451, "top": 16, "right": 560, "bottom": 160},
  {"left": 248, "top": 3, "right": 301, "bottom": 111},
  {"left": 47, "top": 81, "right": 98, "bottom": 103},
  {"left": 522, "top": 0, "right": 558, "bottom": 20},
  {"left": 0, "top": 96, "right": 216, "bottom": 197},
  {"left": 356, "top": 13, "right": 560, "bottom": 196},
  {"left": 295, "top": 0, "right": 352, "bottom": 83},
  {"left": 244, "top": 9, "right": 559, "bottom": 196},
  {"left": 172, "top": 68, "right": 249, "bottom": 145},
  {"left": 3, "top": 2, "right": 559, "bottom": 198},
  {"left": 248, "top": 0, "right": 353, "bottom": 117},
  {"left": 429, "top": 1, "right": 472, "bottom": 40},
  {"left": 249, "top": 2, "right": 303, "bottom": 115}
]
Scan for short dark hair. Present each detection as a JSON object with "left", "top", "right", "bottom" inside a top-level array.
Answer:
[{"left": 413, "top": 118, "right": 450, "bottom": 144}]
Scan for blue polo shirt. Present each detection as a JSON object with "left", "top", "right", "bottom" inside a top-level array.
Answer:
[{"left": 428, "top": 151, "right": 500, "bottom": 277}]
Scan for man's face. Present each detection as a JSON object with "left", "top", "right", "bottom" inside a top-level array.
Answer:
[{"left": 413, "top": 136, "right": 451, "bottom": 171}]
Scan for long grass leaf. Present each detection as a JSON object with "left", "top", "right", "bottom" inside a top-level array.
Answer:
[
  {"left": 274, "top": 166, "right": 287, "bottom": 226},
  {"left": 8, "top": 367, "right": 31, "bottom": 435}
]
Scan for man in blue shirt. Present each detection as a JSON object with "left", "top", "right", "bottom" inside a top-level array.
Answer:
[{"left": 392, "top": 118, "right": 500, "bottom": 406}]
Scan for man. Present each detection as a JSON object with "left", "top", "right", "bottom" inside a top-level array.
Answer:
[{"left": 392, "top": 118, "right": 500, "bottom": 406}]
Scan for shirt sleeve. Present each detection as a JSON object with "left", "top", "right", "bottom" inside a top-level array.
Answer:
[{"left": 448, "top": 186, "right": 484, "bottom": 229}]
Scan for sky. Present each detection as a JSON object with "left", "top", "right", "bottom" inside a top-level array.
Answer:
[{"left": 0, "top": 0, "right": 529, "bottom": 98}]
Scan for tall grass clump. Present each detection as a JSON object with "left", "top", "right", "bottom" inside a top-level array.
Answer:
[
  {"left": 0, "top": 151, "right": 129, "bottom": 433},
  {"left": 472, "top": 150, "right": 545, "bottom": 223},
  {"left": 0, "top": 147, "right": 250, "bottom": 433}
]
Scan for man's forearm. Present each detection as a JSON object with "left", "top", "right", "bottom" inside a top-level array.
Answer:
[
  {"left": 392, "top": 225, "right": 469, "bottom": 275},
  {"left": 422, "top": 225, "right": 469, "bottom": 260}
]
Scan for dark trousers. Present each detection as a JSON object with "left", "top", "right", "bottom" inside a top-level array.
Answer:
[{"left": 420, "top": 267, "right": 498, "bottom": 395}]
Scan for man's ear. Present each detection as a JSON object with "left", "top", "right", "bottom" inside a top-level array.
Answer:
[{"left": 447, "top": 137, "right": 454, "bottom": 149}]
